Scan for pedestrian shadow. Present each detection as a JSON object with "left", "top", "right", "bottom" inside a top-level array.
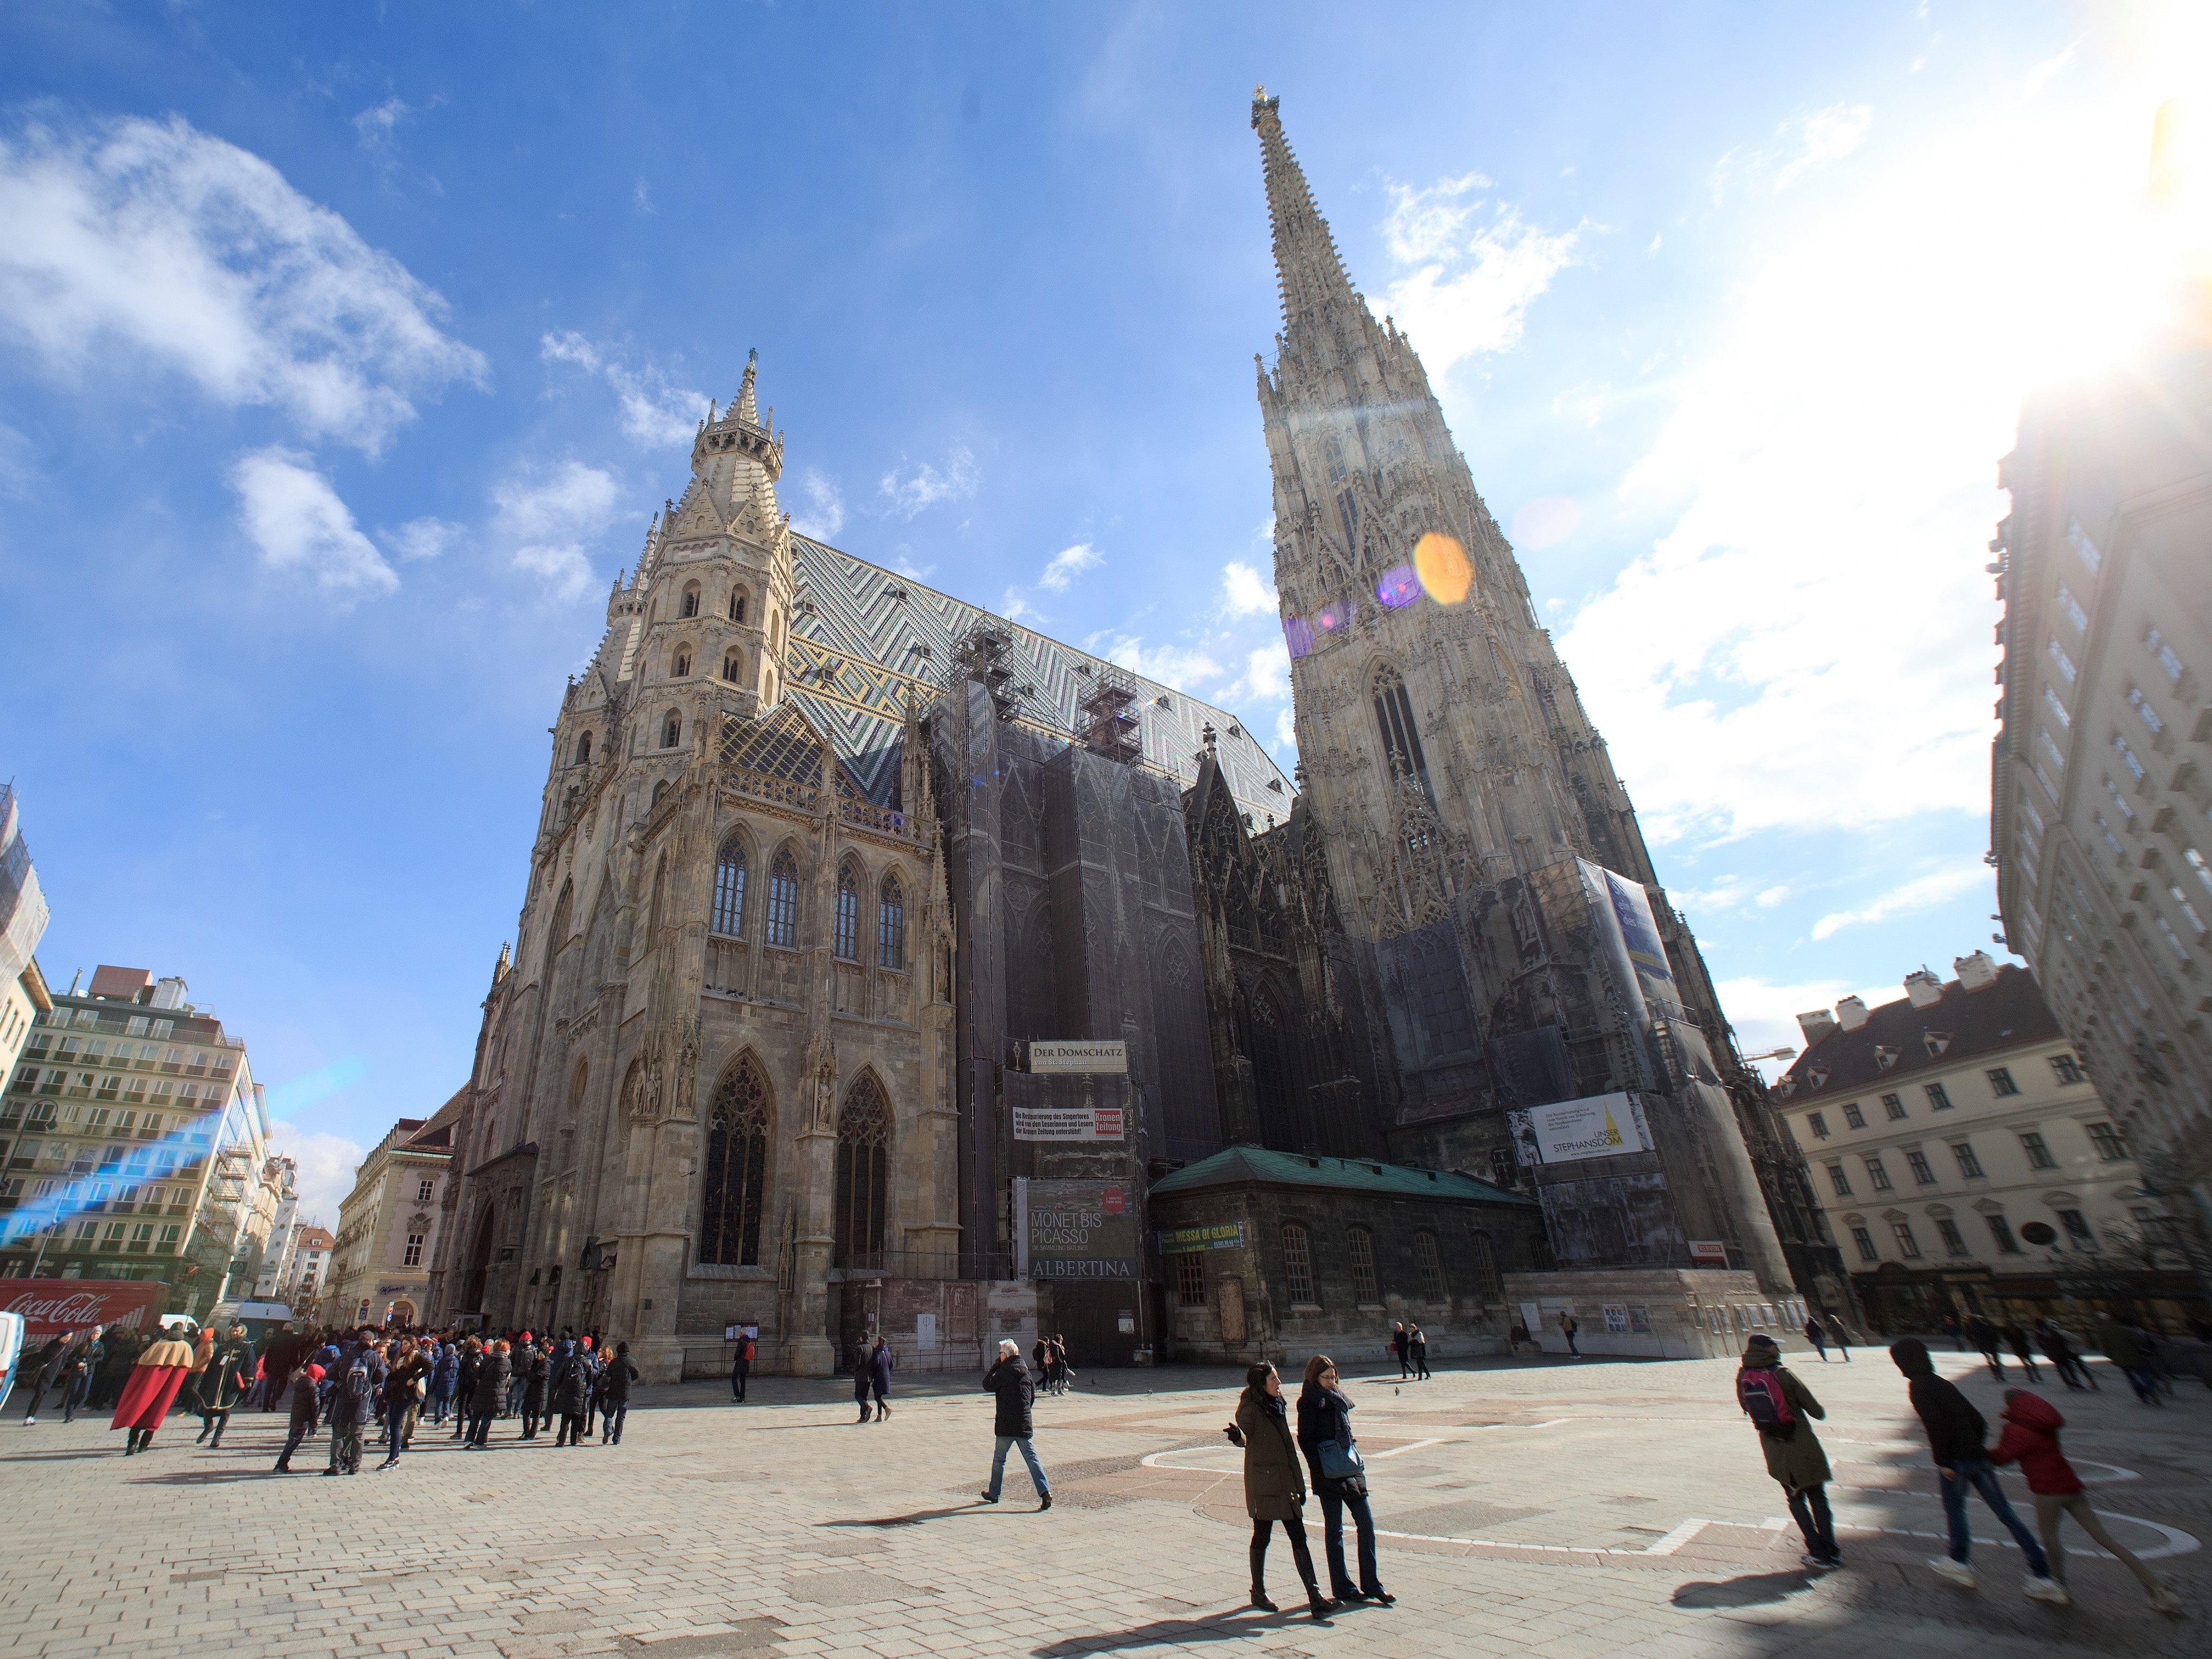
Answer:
[
  {"left": 1031, "top": 1608, "right": 1327, "bottom": 1655},
  {"left": 0, "top": 1449, "right": 121, "bottom": 1461},
  {"left": 1671, "top": 1571, "right": 1818, "bottom": 1609},
  {"left": 127, "top": 1468, "right": 281, "bottom": 1486},
  {"left": 820, "top": 1507, "right": 978, "bottom": 1528}
]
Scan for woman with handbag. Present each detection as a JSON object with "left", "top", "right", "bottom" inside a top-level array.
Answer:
[
  {"left": 1225, "top": 1364, "right": 1338, "bottom": 1618},
  {"left": 1297, "top": 1354, "right": 1394, "bottom": 1604}
]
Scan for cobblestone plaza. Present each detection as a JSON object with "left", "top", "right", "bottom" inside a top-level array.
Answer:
[{"left": 0, "top": 1348, "right": 2201, "bottom": 1659}]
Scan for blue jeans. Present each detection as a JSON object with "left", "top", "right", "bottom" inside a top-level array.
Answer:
[
  {"left": 1317, "top": 1485, "right": 1385, "bottom": 1598},
  {"left": 602, "top": 1403, "right": 627, "bottom": 1442},
  {"left": 382, "top": 1402, "right": 411, "bottom": 1460},
  {"left": 1940, "top": 1458, "right": 2048, "bottom": 1574},
  {"left": 988, "top": 1434, "right": 1049, "bottom": 1500}
]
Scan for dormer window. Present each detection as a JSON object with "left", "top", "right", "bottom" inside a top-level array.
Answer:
[
  {"left": 1807, "top": 1065, "right": 1829, "bottom": 1088},
  {"left": 1874, "top": 1046, "right": 1898, "bottom": 1070},
  {"left": 1922, "top": 1031, "right": 1952, "bottom": 1057}
]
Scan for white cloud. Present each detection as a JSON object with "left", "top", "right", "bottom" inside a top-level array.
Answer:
[
  {"left": 1379, "top": 173, "right": 1577, "bottom": 374},
  {"left": 352, "top": 97, "right": 413, "bottom": 152},
  {"left": 382, "top": 516, "right": 460, "bottom": 562},
  {"left": 791, "top": 468, "right": 846, "bottom": 541},
  {"left": 879, "top": 445, "right": 978, "bottom": 518},
  {"left": 1773, "top": 104, "right": 1874, "bottom": 191},
  {"left": 1559, "top": 98, "right": 2161, "bottom": 845},
  {"left": 1227, "top": 639, "right": 1291, "bottom": 705},
  {"left": 1756, "top": 884, "right": 1791, "bottom": 909},
  {"left": 492, "top": 460, "right": 621, "bottom": 602},
  {"left": 539, "top": 330, "right": 705, "bottom": 449},
  {"left": 0, "top": 114, "right": 485, "bottom": 453},
  {"left": 267, "top": 1123, "right": 364, "bottom": 1233},
  {"left": 1037, "top": 541, "right": 1102, "bottom": 592},
  {"left": 633, "top": 177, "right": 657, "bottom": 215},
  {"left": 1098, "top": 634, "right": 1223, "bottom": 690},
  {"left": 1275, "top": 705, "right": 1298, "bottom": 751},
  {"left": 1221, "top": 560, "right": 1276, "bottom": 618},
  {"left": 1000, "top": 589, "right": 1041, "bottom": 625},
  {"left": 2024, "top": 41, "right": 2079, "bottom": 97},
  {"left": 1713, "top": 974, "right": 1897, "bottom": 1064},
  {"left": 1810, "top": 864, "right": 1988, "bottom": 941},
  {"left": 229, "top": 446, "right": 397, "bottom": 597}
]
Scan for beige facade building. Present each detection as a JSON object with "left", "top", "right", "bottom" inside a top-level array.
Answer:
[
  {"left": 1771, "top": 953, "right": 2196, "bottom": 1330},
  {"left": 286, "top": 1224, "right": 333, "bottom": 1309},
  {"left": 325, "top": 1096, "right": 459, "bottom": 1328},
  {"left": 1989, "top": 320, "right": 2212, "bottom": 1286},
  {"left": 0, "top": 785, "right": 50, "bottom": 1085}
]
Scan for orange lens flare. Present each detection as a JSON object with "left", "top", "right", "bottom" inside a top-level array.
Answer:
[{"left": 1413, "top": 531, "right": 1472, "bottom": 604}]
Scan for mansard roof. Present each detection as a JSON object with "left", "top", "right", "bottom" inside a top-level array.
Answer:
[
  {"left": 788, "top": 535, "right": 1294, "bottom": 822},
  {"left": 1772, "top": 964, "right": 2063, "bottom": 1104},
  {"left": 1149, "top": 1144, "right": 1537, "bottom": 1207}
]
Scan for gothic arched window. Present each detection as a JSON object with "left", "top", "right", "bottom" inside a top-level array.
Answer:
[
  {"left": 730, "top": 590, "right": 748, "bottom": 623},
  {"left": 699, "top": 1054, "right": 770, "bottom": 1266},
  {"left": 1370, "top": 666, "right": 1428, "bottom": 787},
  {"left": 1247, "top": 980, "right": 1298, "bottom": 1150},
  {"left": 833, "top": 864, "right": 861, "bottom": 961},
  {"left": 711, "top": 837, "right": 746, "bottom": 936},
  {"left": 833, "top": 1075, "right": 891, "bottom": 1266},
  {"left": 679, "top": 582, "right": 700, "bottom": 620},
  {"left": 671, "top": 645, "right": 692, "bottom": 678},
  {"left": 766, "top": 850, "right": 799, "bottom": 948},
  {"left": 574, "top": 731, "right": 592, "bottom": 767},
  {"left": 877, "top": 874, "right": 906, "bottom": 970},
  {"left": 661, "top": 711, "right": 683, "bottom": 749},
  {"left": 722, "top": 650, "right": 743, "bottom": 683}
]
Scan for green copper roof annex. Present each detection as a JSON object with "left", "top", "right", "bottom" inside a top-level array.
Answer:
[{"left": 1148, "top": 1145, "right": 1538, "bottom": 1207}]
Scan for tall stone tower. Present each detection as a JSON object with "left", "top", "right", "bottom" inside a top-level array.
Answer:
[{"left": 1250, "top": 89, "right": 1824, "bottom": 1297}]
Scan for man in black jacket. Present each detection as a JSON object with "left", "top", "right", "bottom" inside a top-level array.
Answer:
[
  {"left": 978, "top": 1340, "right": 1051, "bottom": 1510},
  {"left": 1890, "top": 1338, "right": 2061, "bottom": 1599}
]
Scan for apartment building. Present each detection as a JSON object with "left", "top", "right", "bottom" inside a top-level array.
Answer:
[
  {"left": 0, "top": 965, "right": 269, "bottom": 1320},
  {"left": 0, "top": 785, "right": 50, "bottom": 1082},
  {"left": 286, "top": 1224, "right": 333, "bottom": 1309},
  {"left": 325, "top": 1091, "right": 460, "bottom": 1328},
  {"left": 1770, "top": 952, "right": 2199, "bottom": 1333}
]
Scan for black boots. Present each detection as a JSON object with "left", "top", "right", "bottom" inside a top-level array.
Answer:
[{"left": 1305, "top": 1587, "right": 1340, "bottom": 1619}]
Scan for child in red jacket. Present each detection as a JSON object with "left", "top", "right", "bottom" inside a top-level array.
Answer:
[{"left": 1990, "top": 1389, "right": 2182, "bottom": 1613}]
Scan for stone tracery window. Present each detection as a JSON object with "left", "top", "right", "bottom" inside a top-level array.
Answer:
[
  {"left": 877, "top": 873, "right": 906, "bottom": 970},
  {"left": 1371, "top": 665, "right": 1427, "bottom": 786},
  {"left": 699, "top": 1054, "right": 770, "bottom": 1266},
  {"left": 833, "top": 1075, "right": 891, "bottom": 1267},
  {"left": 766, "top": 850, "right": 799, "bottom": 948},
  {"left": 833, "top": 863, "right": 861, "bottom": 961},
  {"left": 679, "top": 581, "right": 701, "bottom": 620},
  {"left": 711, "top": 836, "right": 746, "bottom": 936}
]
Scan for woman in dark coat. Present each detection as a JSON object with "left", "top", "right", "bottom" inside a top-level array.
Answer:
[
  {"left": 452, "top": 1340, "right": 482, "bottom": 1441},
  {"left": 549, "top": 1340, "right": 591, "bottom": 1446},
  {"left": 192, "top": 1326, "right": 254, "bottom": 1448},
  {"left": 465, "top": 1341, "right": 509, "bottom": 1449},
  {"left": 520, "top": 1342, "right": 552, "bottom": 1439},
  {"left": 853, "top": 1335, "right": 877, "bottom": 1423},
  {"left": 1296, "top": 1354, "right": 1391, "bottom": 1604},
  {"left": 869, "top": 1337, "right": 894, "bottom": 1422},
  {"left": 599, "top": 1341, "right": 640, "bottom": 1445},
  {"left": 1227, "top": 1364, "right": 1336, "bottom": 1618}
]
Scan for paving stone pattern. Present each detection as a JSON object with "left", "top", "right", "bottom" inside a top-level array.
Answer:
[{"left": 0, "top": 1348, "right": 2203, "bottom": 1658}]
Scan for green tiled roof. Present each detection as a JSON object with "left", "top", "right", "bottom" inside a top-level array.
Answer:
[{"left": 1148, "top": 1145, "right": 1538, "bottom": 1206}]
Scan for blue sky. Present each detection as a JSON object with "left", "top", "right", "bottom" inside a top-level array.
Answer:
[{"left": 2, "top": 2, "right": 2193, "bottom": 1224}]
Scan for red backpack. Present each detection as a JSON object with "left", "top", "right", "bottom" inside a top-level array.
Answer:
[{"left": 1737, "top": 1366, "right": 1799, "bottom": 1438}]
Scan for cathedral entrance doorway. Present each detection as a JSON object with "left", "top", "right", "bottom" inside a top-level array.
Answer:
[
  {"left": 1049, "top": 1280, "right": 1138, "bottom": 1369},
  {"left": 460, "top": 1206, "right": 496, "bottom": 1322}
]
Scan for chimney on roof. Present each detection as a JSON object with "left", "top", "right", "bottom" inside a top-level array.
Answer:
[
  {"left": 1904, "top": 969, "right": 1944, "bottom": 1008},
  {"left": 1796, "top": 1008, "right": 1839, "bottom": 1045},
  {"left": 1953, "top": 949, "right": 1998, "bottom": 990},
  {"left": 150, "top": 976, "right": 189, "bottom": 1010},
  {"left": 1835, "top": 995, "right": 1870, "bottom": 1032}
]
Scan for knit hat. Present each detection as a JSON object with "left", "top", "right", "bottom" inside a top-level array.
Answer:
[{"left": 1742, "top": 1334, "right": 1781, "bottom": 1364}]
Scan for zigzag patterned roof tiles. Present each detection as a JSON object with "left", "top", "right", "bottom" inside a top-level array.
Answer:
[{"left": 787, "top": 536, "right": 1296, "bottom": 823}]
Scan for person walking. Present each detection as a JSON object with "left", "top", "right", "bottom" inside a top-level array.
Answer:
[
  {"left": 1559, "top": 1310, "right": 1581, "bottom": 1358},
  {"left": 452, "top": 1339, "right": 482, "bottom": 1440},
  {"left": 520, "top": 1340, "right": 551, "bottom": 1439},
  {"left": 2002, "top": 1323, "right": 2042, "bottom": 1382},
  {"left": 869, "top": 1334, "right": 894, "bottom": 1422},
  {"left": 60, "top": 1326, "right": 104, "bottom": 1423},
  {"left": 1736, "top": 1334, "right": 1840, "bottom": 1567},
  {"left": 1889, "top": 1338, "right": 2063, "bottom": 1599},
  {"left": 1408, "top": 1325, "right": 1430, "bottom": 1381},
  {"left": 1941, "top": 1313, "right": 1965, "bottom": 1352},
  {"left": 1050, "top": 1335, "right": 1074, "bottom": 1396},
  {"left": 110, "top": 1328, "right": 196, "bottom": 1456},
  {"left": 852, "top": 1335, "right": 877, "bottom": 1424},
  {"left": 428, "top": 1338, "right": 459, "bottom": 1427},
  {"left": 1295, "top": 1354, "right": 1392, "bottom": 1605},
  {"left": 376, "top": 1340, "right": 430, "bottom": 1470},
  {"left": 2035, "top": 1318, "right": 2093, "bottom": 1391},
  {"left": 273, "top": 1356, "right": 324, "bottom": 1472},
  {"left": 16, "top": 1333, "right": 68, "bottom": 1425},
  {"left": 600, "top": 1342, "right": 639, "bottom": 1445},
  {"left": 1966, "top": 1315, "right": 2005, "bottom": 1379},
  {"left": 731, "top": 1329, "right": 754, "bottom": 1403},
  {"left": 1990, "top": 1387, "right": 2182, "bottom": 1613},
  {"left": 1824, "top": 1312, "right": 1853, "bottom": 1361},
  {"left": 1390, "top": 1322, "right": 1410, "bottom": 1379},
  {"left": 466, "top": 1340, "right": 510, "bottom": 1449},
  {"left": 323, "top": 1335, "right": 381, "bottom": 1476},
  {"left": 194, "top": 1325, "right": 254, "bottom": 1449},
  {"left": 505, "top": 1336, "right": 530, "bottom": 1418},
  {"left": 1227, "top": 1363, "right": 1336, "bottom": 1618},
  {"left": 978, "top": 1339, "right": 1050, "bottom": 1510},
  {"left": 549, "top": 1339, "right": 589, "bottom": 1448},
  {"left": 2096, "top": 1316, "right": 2159, "bottom": 1404},
  {"left": 1803, "top": 1315, "right": 1830, "bottom": 1361}
]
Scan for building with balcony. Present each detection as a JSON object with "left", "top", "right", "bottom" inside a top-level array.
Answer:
[
  {"left": 0, "top": 785, "right": 51, "bottom": 1084},
  {"left": 0, "top": 964, "right": 265, "bottom": 1318},
  {"left": 285, "top": 1224, "right": 333, "bottom": 1311},
  {"left": 325, "top": 1092, "right": 460, "bottom": 1328},
  {"left": 1989, "top": 318, "right": 2212, "bottom": 1291},
  {"left": 1769, "top": 953, "right": 2199, "bottom": 1333}
]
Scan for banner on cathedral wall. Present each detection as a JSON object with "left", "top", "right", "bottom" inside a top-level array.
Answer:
[
  {"left": 1012, "top": 1104, "right": 1127, "bottom": 1141},
  {"left": 1020, "top": 1179, "right": 1139, "bottom": 1279},
  {"left": 1027, "top": 1040, "right": 1127, "bottom": 1075},
  {"left": 1508, "top": 1092, "right": 1655, "bottom": 1166},
  {"left": 1572, "top": 858, "right": 1679, "bottom": 1021}
]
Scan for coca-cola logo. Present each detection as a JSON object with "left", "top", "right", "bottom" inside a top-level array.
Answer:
[{"left": 1, "top": 1281, "right": 163, "bottom": 1335}]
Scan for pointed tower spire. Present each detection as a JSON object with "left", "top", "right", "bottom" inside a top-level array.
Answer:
[
  {"left": 1251, "top": 87, "right": 1358, "bottom": 333},
  {"left": 735, "top": 348, "right": 760, "bottom": 423}
]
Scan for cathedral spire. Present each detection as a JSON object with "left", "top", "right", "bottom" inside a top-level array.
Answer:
[
  {"left": 1251, "top": 87, "right": 1358, "bottom": 331},
  {"left": 735, "top": 348, "right": 759, "bottom": 423}
]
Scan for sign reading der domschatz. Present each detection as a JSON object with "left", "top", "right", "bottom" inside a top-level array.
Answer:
[{"left": 1027, "top": 1040, "right": 1127, "bottom": 1074}]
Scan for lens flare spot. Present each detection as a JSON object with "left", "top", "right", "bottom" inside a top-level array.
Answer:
[
  {"left": 1375, "top": 564, "right": 1422, "bottom": 608},
  {"left": 1313, "top": 601, "right": 1349, "bottom": 635},
  {"left": 1283, "top": 614, "right": 1315, "bottom": 659},
  {"left": 1413, "top": 532, "right": 1472, "bottom": 604}
]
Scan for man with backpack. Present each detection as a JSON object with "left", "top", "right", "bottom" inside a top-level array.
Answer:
[
  {"left": 1889, "top": 1337, "right": 2064, "bottom": 1600},
  {"left": 273, "top": 1356, "right": 323, "bottom": 1472},
  {"left": 323, "top": 1335, "right": 382, "bottom": 1476},
  {"left": 1735, "top": 1333, "right": 1839, "bottom": 1567}
]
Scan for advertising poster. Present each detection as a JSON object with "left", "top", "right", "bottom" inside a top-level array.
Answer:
[
  {"left": 0, "top": 1279, "right": 171, "bottom": 1341},
  {"left": 1024, "top": 1179, "right": 1139, "bottom": 1279},
  {"left": 1011, "top": 1103, "right": 1127, "bottom": 1142},
  {"left": 1158, "top": 1220, "right": 1245, "bottom": 1252},
  {"left": 1027, "top": 1041, "right": 1127, "bottom": 1075},
  {"left": 1510, "top": 1092, "right": 1655, "bottom": 1165}
]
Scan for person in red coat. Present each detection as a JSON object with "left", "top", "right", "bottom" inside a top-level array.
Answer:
[
  {"left": 1990, "top": 1389, "right": 2182, "bottom": 1613},
  {"left": 112, "top": 1332, "right": 197, "bottom": 1456}
]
